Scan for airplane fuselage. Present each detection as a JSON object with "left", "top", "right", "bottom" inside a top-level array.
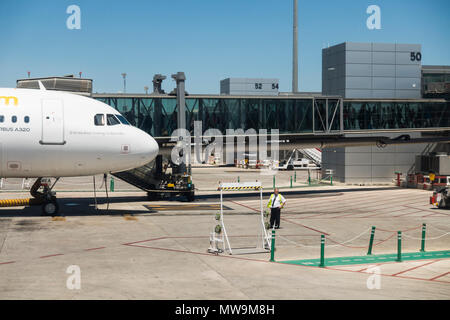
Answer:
[{"left": 0, "top": 88, "right": 159, "bottom": 178}]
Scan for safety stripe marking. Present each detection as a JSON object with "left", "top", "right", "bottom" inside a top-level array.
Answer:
[
  {"left": 429, "top": 272, "right": 450, "bottom": 281},
  {"left": 84, "top": 247, "right": 106, "bottom": 251},
  {"left": 391, "top": 260, "right": 438, "bottom": 276},
  {"left": 220, "top": 187, "right": 262, "bottom": 191},
  {"left": 39, "top": 253, "right": 64, "bottom": 259}
]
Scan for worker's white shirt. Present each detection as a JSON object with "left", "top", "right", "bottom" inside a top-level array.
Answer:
[{"left": 269, "top": 194, "right": 286, "bottom": 208}]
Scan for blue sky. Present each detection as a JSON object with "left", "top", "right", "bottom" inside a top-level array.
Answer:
[{"left": 0, "top": 0, "right": 449, "bottom": 94}]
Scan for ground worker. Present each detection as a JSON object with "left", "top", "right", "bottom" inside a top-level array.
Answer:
[{"left": 267, "top": 188, "right": 286, "bottom": 229}]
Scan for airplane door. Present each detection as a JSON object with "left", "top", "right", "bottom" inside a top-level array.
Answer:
[{"left": 41, "top": 99, "right": 65, "bottom": 145}]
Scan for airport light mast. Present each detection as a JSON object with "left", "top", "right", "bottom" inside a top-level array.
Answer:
[
  {"left": 121, "top": 73, "right": 127, "bottom": 93},
  {"left": 292, "top": 0, "right": 298, "bottom": 93}
]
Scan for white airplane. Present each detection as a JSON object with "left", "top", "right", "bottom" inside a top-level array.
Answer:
[{"left": 0, "top": 84, "right": 159, "bottom": 215}]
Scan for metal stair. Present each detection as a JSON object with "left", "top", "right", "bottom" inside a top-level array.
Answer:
[
  {"left": 299, "top": 148, "right": 322, "bottom": 166},
  {"left": 407, "top": 143, "right": 437, "bottom": 176},
  {"left": 112, "top": 160, "right": 160, "bottom": 192}
]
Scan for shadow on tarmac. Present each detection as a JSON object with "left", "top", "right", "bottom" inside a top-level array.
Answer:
[{"left": 0, "top": 186, "right": 399, "bottom": 218}]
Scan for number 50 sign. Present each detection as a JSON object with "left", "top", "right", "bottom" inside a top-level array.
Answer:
[{"left": 411, "top": 52, "right": 422, "bottom": 62}]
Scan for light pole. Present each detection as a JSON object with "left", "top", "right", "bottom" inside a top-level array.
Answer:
[
  {"left": 144, "top": 86, "right": 149, "bottom": 94},
  {"left": 292, "top": 0, "right": 298, "bottom": 93},
  {"left": 121, "top": 73, "right": 127, "bottom": 93}
]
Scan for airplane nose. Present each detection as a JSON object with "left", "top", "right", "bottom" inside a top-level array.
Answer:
[
  {"left": 148, "top": 135, "right": 159, "bottom": 159},
  {"left": 135, "top": 130, "right": 159, "bottom": 162}
]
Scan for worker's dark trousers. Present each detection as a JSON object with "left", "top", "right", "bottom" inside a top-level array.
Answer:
[{"left": 270, "top": 207, "right": 281, "bottom": 228}]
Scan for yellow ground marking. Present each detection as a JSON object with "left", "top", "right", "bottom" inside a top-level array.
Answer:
[{"left": 123, "top": 214, "right": 138, "bottom": 221}]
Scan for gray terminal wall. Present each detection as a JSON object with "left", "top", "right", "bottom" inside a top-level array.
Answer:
[
  {"left": 220, "top": 78, "right": 279, "bottom": 96},
  {"left": 322, "top": 42, "right": 422, "bottom": 99},
  {"left": 322, "top": 132, "right": 429, "bottom": 184}
]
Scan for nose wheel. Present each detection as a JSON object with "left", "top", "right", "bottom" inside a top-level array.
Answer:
[
  {"left": 42, "top": 199, "right": 59, "bottom": 216},
  {"left": 30, "top": 177, "right": 61, "bottom": 216}
]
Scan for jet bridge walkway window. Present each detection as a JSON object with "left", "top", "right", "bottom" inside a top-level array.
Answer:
[
  {"left": 95, "top": 96, "right": 449, "bottom": 137},
  {"left": 343, "top": 101, "right": 450, "bottom": 131}
]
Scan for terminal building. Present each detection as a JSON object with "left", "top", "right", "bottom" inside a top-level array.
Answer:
[
  {"left": 16, "top": 42, "right": 450, "bottom": 184},
  {"left": 321, "top": 42, "right": 448, "bottom": 184},
  {"left": 322, "top": 42, "right": 422, "bottom": 99}
]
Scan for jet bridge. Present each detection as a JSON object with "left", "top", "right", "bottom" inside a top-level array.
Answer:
[{"left": 113, "top": 72, "right": 195, "bottom": 201}]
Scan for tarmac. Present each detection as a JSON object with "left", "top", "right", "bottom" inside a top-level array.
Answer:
[{"left": 0, "top": 167, "right": 449, "bottom": 299}]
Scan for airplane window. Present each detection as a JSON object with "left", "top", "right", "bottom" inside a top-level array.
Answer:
[
  {"left": 12, "top": 116, "right": 17, "bottom": 123},
  {"left": 94, "top": 114, "right": 105, "bottom": 126},
  {"left": 0, "top": 115, "right": 3, "bottom": 123},
  {"left": 116, "top": 114, "right": 130, "bottom": 125},
  {"left": 24, "top": 116, "right": 30, "bottom": 123},
  {"left": 107, "top": 114, "right": 120, "bottom": 126}
]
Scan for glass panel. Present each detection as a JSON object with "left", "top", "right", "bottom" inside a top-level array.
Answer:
[
  {"left": 94, "top": 97, "right": 449, "bottom": 135},
  {"left": 107, "top": 114, "right": 120, "bottom": 126},
  {"left": 328, "top": 99, "right": 341, "bottom": 131},
  {"left": 136, "top": 98, "right": 154, "bottom": 135},
  {"left": 314, "top": 99, "right": 327, "bottom": 131},
  {"left": 94, "top": 114, "right": 105, "bottom": 126},
  {"left": 343, "top": 101, "right": 450, "bottom": 130},
  {"left": 116, "top": 114, "right": 130, "bottom": 125},
  {"left": 114, "top": 98, "right": 136, "bottom": 126}
]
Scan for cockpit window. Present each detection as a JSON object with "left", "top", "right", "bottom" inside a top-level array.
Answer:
[
  {"left": 107, "top": 114, "right": 121, "bottom": 126},
  {"left": 94, "top": 114, "right": 105, "bottom": 126},
  {"left": 116, "top": 114, "right": 130, "bottom": 125}
]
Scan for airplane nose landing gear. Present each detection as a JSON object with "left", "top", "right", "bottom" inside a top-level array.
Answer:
[{"left": 31, "top": 178, "right": 60, "bottom": 216}]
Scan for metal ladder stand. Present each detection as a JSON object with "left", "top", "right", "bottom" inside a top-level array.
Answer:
[{"left": 208, "top": 181, "right": 271, "bottom": 255}]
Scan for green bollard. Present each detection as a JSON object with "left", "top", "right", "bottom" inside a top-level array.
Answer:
[
  {"left": 238, "top": 176, "right": 240, "bottom": 183},
  {"left": 294, "top": 171, "right": 297, "bottom": 182},
  {"left": 308, "top": 170, "right": 311, "bottom": 186},
  {"left": 273, "top": 175, "right": 276, "bottom": 189},
  {"left": 270, "top": 229, "right": 276, "bottom": 262},
  {"left": 319, "top": 234, "right": 325, "bottom": 267},
  {"left": 110, "top": 176, "right": 115, "bottom": 192},
  {"left": 367, "top": 226, "right": 376, "bottom": 255},
  {"left": 290, "top": 176, "right": 293, "bottom": 188},
  {"left": 420, "top": 223, "right": 426, "bottom": 252},
  {"left": 330, "top": 175, "right": 333, "bottom": 185},
  {"left": 396, "top": 231, "right": 402, "bottom": 262}
]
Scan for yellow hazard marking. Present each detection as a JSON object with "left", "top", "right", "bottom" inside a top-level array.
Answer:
[
  {"left": 0, "top": 198, "right": 30, "bottom": 207},
  {"left": 219, "top": 186, "right": 261, "bottom": 191},
  {"left": 52, "top": 217, "right": 66, "bottom": 222}
]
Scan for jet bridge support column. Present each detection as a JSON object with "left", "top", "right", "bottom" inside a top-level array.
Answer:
[
  {"left": 172, "top": 72, "right": 190, "bottom": 175},
  {"left": 172, "top": 72, "right": 186, "bottom": 131}
]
